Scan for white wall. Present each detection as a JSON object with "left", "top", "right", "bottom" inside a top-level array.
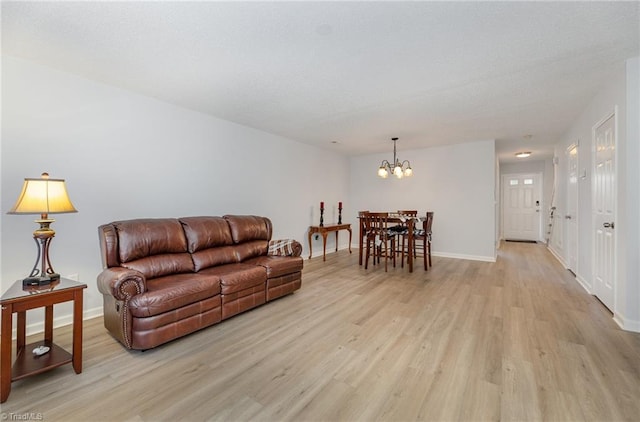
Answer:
[
  {"left": 349, "top": 140, "right": 497, "bottom": 261},
  {"left": 1, "top": 56, "right": 350, "bottom": 330},
  {"left": 624, "top": 56, "right": 640, "bottom": 331},
  {"left": 552, "top": 58, "right": 640, "bottom": 332}
]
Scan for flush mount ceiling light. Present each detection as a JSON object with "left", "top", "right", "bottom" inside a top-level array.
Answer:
[
  {"left": 515, "top": 135, "right": 533, "bottom": 158},
  {"left": 377, "top": 137, "right": 413, "bottom": 179}
]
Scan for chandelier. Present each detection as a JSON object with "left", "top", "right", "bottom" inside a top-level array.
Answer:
[{"left": 377, "top": 137, "right": 413, "bottom": 179}]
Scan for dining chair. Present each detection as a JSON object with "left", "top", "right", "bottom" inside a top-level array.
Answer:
[
  {"left": 363, "top": 212, "right": 396, "bottom": 271},
  {"left": 396, "top": 210, "right": 417, "bottom": 268},
  {"left": 407, "top": 211, "right": 434, "bottom": 270},
  {"left": 357, "top": 210, "right": 373, "bottom": 267}
]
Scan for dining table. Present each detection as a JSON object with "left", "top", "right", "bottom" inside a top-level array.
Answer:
[{"left": 358, "top": 212, "right": 423, "bottom": 273}]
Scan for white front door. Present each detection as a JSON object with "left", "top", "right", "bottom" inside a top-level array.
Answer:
[
  {"left": 503, "top": 173, "right": 542, "bottom": 242},
  {"left": 593, "top": 112, "right": 616, "bottom": 311},
  {"left": 566, "top": 144, "right": 579, "bottom": 273}
]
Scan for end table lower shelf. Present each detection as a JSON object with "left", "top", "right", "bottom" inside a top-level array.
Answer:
[{"left": 12, "top": 340, "right": 73, "bottom": 381}]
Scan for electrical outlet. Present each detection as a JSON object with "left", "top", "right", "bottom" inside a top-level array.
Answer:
[{"left": 65, "top": 273, "right": 79, "bottom": 281}]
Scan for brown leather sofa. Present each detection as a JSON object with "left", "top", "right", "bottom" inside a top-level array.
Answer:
[{"left": 97, "top": 215, "right": 303, "bottom": 350}]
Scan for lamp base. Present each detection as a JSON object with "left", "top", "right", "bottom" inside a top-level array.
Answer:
[
  {"left": 22, "top": 273, "right": 60, "bottom": 287},
  {"left": 28, "top": 219, "right": 61, "bottom": 281},
  {"left": 23, "top": 276, "right": 53, "bottom": 287}
]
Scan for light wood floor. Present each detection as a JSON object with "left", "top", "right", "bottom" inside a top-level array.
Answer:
[{"left": 3, "top": 242, "right": 640, "bottom": 421}]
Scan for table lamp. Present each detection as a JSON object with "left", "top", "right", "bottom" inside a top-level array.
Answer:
[{"left": 7, "top": 172, "right": 77, "bottom": 285}]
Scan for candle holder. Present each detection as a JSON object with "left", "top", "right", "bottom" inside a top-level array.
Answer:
[
  {"left": 319, "top": 206, "right": 324, "bottom": 227},
  {"left": 338, "top": 205, "right": 342, "bottom": 224}
]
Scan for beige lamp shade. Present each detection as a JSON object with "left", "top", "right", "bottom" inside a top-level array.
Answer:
[{"left": 8, "top": 173, "right": 77, "bottom": 215}]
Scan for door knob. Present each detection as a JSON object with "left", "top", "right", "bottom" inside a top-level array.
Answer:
[
  {"left": 565, "top": 215, "right": 572, "bottom": 219},
  {"left": 603, "top": 222, "right": 615, "bottom": 229}
]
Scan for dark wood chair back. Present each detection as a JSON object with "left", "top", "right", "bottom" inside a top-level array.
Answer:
[
  {"left": 398, "top": 210, "right": 418, "bottom": 217},
  {"left": 362, "top": 212, "right": 395, "bottom": 271},
  {"left": 424, "top": 211, "right": 434, "bottom": 234},
  {"left": 368, "top": 212, "right": 390, "bottom": 233}
]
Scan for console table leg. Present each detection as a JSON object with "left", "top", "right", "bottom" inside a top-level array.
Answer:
[
  {"left": 322, "top": 233, "right": 328, "bottom": 261},
  {"left": 308, "top": 231, "right": 313, "bottom": 259}
]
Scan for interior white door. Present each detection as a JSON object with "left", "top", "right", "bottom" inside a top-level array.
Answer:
[
  {"left": 593, "top": 112, "right": 616, "bottom": 311},
  {"left": 503, "top": 174, "right": 542, "bottom": 241},
  {"left": 566, "top": 144, "right": 579, "bottom": 273}
]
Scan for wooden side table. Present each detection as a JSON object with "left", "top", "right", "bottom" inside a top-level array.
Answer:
[
  {"left": 308, "top": 223, "right": 352, "bottom": 261},
  {"left": 1, "top": 277, "right": 86, "bottom": 403}
]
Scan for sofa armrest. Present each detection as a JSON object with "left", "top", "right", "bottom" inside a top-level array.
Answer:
[
  {"left": 97, "top": 267, "right": 147, "bottom": 300},
  {"left": 268, "top": 239, "right": 302, "bottom": 257}
]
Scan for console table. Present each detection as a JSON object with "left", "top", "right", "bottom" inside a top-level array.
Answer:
[
  {"left": 1, "top": 277, "right": 86, "bottom": 403},
  {"left": 308, "top": 223, "right": 352, "bottom": 261}
]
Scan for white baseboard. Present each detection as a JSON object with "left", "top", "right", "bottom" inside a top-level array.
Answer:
[
  {"left": 349, "top": 245, "right": 496, "bottom": 263},
  {"left": 305, "top": 245, "right": 352, "bottom": 260},
  {"left": 431, "top": 251, "right": 497, "bottom": 263},
  {"left": 575, "top": 273, "right": 592, "bottom": 294},
  {"left": 613, "top": 312, "right": 640, "bottom": 333},
  {"left": 546, "top": 245, "right": 595, "bottom": 295},
  {"left": 545, "top": 243, "right": 640, "bottom": 334},
  {"left": 547, "top": 245, "right": 567, "bottom": 268}
]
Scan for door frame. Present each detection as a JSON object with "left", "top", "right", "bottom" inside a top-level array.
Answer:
[
  {"left": 501, "top": 172, "right": 544, "bottom": 242},
  {"left": 591, "top": 107, "right": 618, "bottom": 311},
  {"left": 566, "top": 141, "right": 579, "bottom": 274}
]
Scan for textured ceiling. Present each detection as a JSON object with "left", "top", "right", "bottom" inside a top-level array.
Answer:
[{"left": 2, "top": 1, "right": 639, "bottom": 162}]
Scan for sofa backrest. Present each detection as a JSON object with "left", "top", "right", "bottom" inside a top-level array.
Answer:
[
  {"left": 98, "top": 215, "right": 275, "bottom": 276},
  {"left": 179, "top": 216, "right": 237, "bottom": 271},
  {"left": 223, "top": 215, "right": 272, "bottom": 261},
  {"left": 99, "top": 218, "right": 194, "bottom": 279}
]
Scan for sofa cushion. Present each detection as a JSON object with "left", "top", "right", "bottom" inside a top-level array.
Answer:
[
  {"left": 180, "top": 216, "right": 239, "bottom": 271},
  {"left": 129, "top": 273, "right": 221, "bottom": 318},
  {"left": 244, "top": 256, "right": 304, "bottom": 278},
  {"left": 123, "top": 253, "right": 194, "bottom": 279},
  {"left": 180, "top": 216, "right": 234, "bottom": 252},
  {"left": 224, "top": 215, "right": 271, "bottom": 244},
  {"left": 191, "top": 246, "right": 239, "bottom": 272},
  {"left": 115, "top": 219, "right": 188, "bottom": 263},
  {"left": 200, "top": 263, "right": 266, "bottom": 295},
  {"left": 231, "top": 240, "right": 269, "bottom": 262}
]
